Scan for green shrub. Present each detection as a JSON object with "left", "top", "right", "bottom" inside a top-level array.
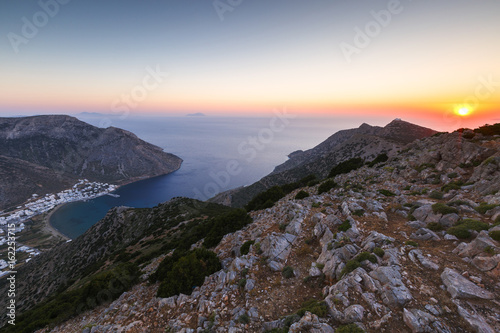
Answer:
[
  {"left": 475, "top": 203, "right": 499, "bottom": 214},
  {"left": 448, "top": 200, "right": 470, "bottom": 207},
  {"left": 157, "top": 249, "right": 221, "bottom": 298},
  {"left": 373, "top": 247, "right": 385, "bottom": 257},
  {"left": 378, "top": 189, "right": 396, "bottom": 197},
  {"left": 335, "top": 324, "right": 365, "bottom": 333},
  {"left": 367, "top": 153, "right": 389, "bottom": 167},
  {"left": 355, "top": 252, "right": 377, "bottom": 263},
  {"left": 415, "top": 163, "right": 435, "bottom": 173},
  {"left": 295, "top": 190, "right": 310, "bottom": 200},
  {"left": 458, "top": 219, "right": 489, "bottom": 231},
  {"left": 473, "top": 123, "right": 500, "bottom": 136},
  {"left": 241, "top": 268, "right": 249, "bottom": 277},
  {"left": 447, "top": 226, "right": 471, "bottom": 239},
  {"left": 282, "top": 266, "right": 295, "bottom": 279},
  {"left": 297, "top": 299, "right": 328, "bottom": 317},
  {"left": 352, "top": 209, "right": 365, "bottom": 217},
  {"left": 427, "top": 222, "right": 443, "bottom": 231},
  {"left": 405, "top": 241, "right": 418, "bottom": 247},
  {"left": 245, "top": 186, "right": 285, "bottom": 211},
  {"left": 432, "top": 203, "right": 458, "bottom": 215},
  {"left": 240, "top": 240, "right": 255, "bottom": 255},
  {"left": 328, "top": 157, "right": 365, "bottom": 178},
  {"left": 339, "top": 260, "right": 361, "bottom": 278},
  {"left": 429, "top": 191, "right": 444, "bottom": 200},
  {"left": 203, "top": 209, "right": 253, "bottom": 248},
  {"left": 495, "top": 216, "right": 500, "bottom": 226},
  {"left": 318, "top": 180, "right": 337, "bottom": 194},
  {"left": 489, "top": 231, "right": 500, "bottom": 241},
  {"left": 484, "top": 246, "right": 495, "bottom": 255},
  {"left": 338, "top": 220, "right": 352, "bottom": 232},
  {"left": 279, "top": 223, "right": 287, "bottom": 231},
  {"left": 441, "top": 181, "right": 464, "bottom": 193},
  {"left": 238, "top": 278, "right": 247, "bottom": 289},
  {"left": 447, "top": 172, "right": 459, "bottom": 179},
  {"left": 238, "top": 313, "right": 250, "bottom": 324}
]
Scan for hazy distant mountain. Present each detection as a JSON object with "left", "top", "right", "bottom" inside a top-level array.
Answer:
[
  {"left": 0, "top": 115, "right": 182, "bottom": 210},
  {"left": 212, "top": 119, "right": 437, "bottom": 207},
  {"left": 186, "top": 112, "right": 206, "bottom": 117}
]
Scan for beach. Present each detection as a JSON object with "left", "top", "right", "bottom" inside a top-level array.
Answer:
[{"left": 43, "top": 204, "right": 71, "bottom": 240}]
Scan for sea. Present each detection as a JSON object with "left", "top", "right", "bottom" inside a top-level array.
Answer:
[{"left": 50, "top": 113, "right": 392, "bottom": 238}]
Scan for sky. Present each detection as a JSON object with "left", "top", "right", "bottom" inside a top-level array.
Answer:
[{"left": 0, "top": 0, "right": 499, "bottom": 131}]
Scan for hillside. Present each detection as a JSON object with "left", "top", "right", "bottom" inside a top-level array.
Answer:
[
  {"left": 211, "top": 119, "right": 437, "bottom": 208},
  {"left": 0, "top": 115, "right": 182, "bottom": 210},
  {"left": 0, "top": 124, "right": 498, "bottom": 332}
]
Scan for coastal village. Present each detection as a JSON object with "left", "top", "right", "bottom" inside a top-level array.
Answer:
[{"left": 0, "top": 180, "right": 118, "bottom": 277}]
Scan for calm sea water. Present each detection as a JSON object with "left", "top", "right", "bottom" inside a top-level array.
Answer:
[{"left": 50, "top": 114, "right": 390, "bottom": 238}]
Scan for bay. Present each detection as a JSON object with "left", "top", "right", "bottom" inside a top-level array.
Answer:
[{"left": 50, "top": 114, "right": 387, "bottom": 238}]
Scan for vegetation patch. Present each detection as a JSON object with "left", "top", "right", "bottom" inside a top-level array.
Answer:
[
  {"left": 295, "top": 190, "right": 310, "bottom": 200},
  {"left": 296, "top": 299, "right": 328, "bottom": 317},
  {"left": 475, "top": 202, "right": 499, "bottom": 214},
  {"left": 378, "top": 189, "right": 396, "bottom": 197},
  {"left": 282, "top": 266, "right": 295, "bottom": 279},
  {"left": 335, "top": 324, "right": 365, "bottom": 333},
  {"left": 338, "top": 220, "right": 352, "bottom": 232},
  {"left": 405, "top": 241, "right": 419, "bottom": 247},
  {"left": 441, "top": 180, "right": 464, "bottom": 193},
  {"left": 473, "top": 123, "right": 500, "bottom": 136},
  {"left": 318, "top": 179, "right": 337, "bottom": 194},
  {"left": 432, "top": 203, "right": 458, "bottom": 215},
  {"left": 156, "top": 248, "right": 221, "bottom": 298},
  {"left": 240, "top": 240, "right": 255, "bottom": 255},
  {"left": 373, "top": 247, "right": 385, "bottom": 257},
  {"left": 367, "top": 153, "right": 389, "bottom": 167},
  {"left": 428, "top": 191, "right": 444, "bottom": 200},
  {"left": 427, "top": 222, "right": 443, "bottom": 231},
  {"left": 328, "top": 157, "right": 365, "bottom": 178}
]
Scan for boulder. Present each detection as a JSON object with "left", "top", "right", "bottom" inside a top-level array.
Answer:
[
  {"left": 471, "top": 255, "right": 500, "bottom": 272},
  {"left": 413, "top": 205, "right": 441, "bottom": 223},
  {"left": 454, "top": 301, "right": 496, "bottom": 333},
  {"left": 261, "top": 232, "right": 297, "bottom": 261},
  {"left": 411, "top": 228, "right": 440, "bottom": 241},
  {"left": 458, "top": 231, "right": 499, "bottom": 258},
  {"left": 439, "top": 213, "right": 460, "bottom": 228},
  {"left": 403, "top": 308, "right": 437, "bottom": 332},
  {"left": 440, "top": 268, "right": 494, "bottom": 299},
  {"left": 288, "top": 311, "right": 335, "bottom": 333}
]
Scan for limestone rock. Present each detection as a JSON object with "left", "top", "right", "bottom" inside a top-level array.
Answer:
[{"left": 440, "top": 268, "right": 494, "bottom": 299}]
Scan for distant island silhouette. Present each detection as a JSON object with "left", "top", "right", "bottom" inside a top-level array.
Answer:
[{"left": 186, "top": 112, "right": 206, "bottom": 117}]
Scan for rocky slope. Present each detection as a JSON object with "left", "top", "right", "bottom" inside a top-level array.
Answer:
[
  {"left": 1, "top": 125, "right": 494, "bottom": 333},
  {"left": 211, "top": 119, "right": 437, "bottom": 208},
  {"left": 0, "top": 115, "right": 182, "bottom": 210}
]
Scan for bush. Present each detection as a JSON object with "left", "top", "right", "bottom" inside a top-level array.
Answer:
[
  {"left": 157, "top": 249, "right": 221, "bottom": 297},
  {"left": 448, "top": 200, "right": 470, "bottom": 207},
  {"left": 447, "top": 226, "right": 471, "bottom": 239},
  {"left": 378, "top": 189, "right": 396, "bottom": 197},
  {"left": 427, "top": 222, "right": 443, "bottom": 231},
  {"left": 297, "top": 299, "right": 328, "bottom": 317},
  {"left": 458, "top": 219, "right": 490, "bottom": 231},
  {"left": 473, "top": 123, "right": 500, "bottom": 136},
  {"left": 240, "top": 240, "right": 255, "bottom": 255},
  {"left": 328, "top": 157, "right": 365, "bottom": 178},
  {"left": 335, "top": 324, "right": 365, "bottom": 333},
  {"left": 405, "top": 241, "right": 419, "bottom": 247},
  {"left": 353, "top": 209, "right": 365, "bottom": 217},
  {"left": 432, "top": 203, "right": 458, "bottom": 215},
  {"left": 373, "top": 247, "right": 385, "bottom": 257},
  {"left": 339, "top": 260, "right": 361, "bottom": 278},
  {"left": 318, "top": 180, "right": 337, "bottom": 194},
  {"left": 245, "top": 186, "right": 285, "bottom": 211},
  {"left": 338, "top": 220, "right": 352, "bottom": 232},
  {"left": 447, "top": 172, "right": 459, "bottom": 179},
  {"left": 295, "top": 190, "right": 310, "bottom": 200},
  {"left": 441, "top": 181, "right": 464, "bottom": 193},
  {"left": 238, "top": 313, "right": 250, "bottom": 324},
  {"left": 429, "top": 191, "right": 444, "bottom": 200},
  {"left": 475, "top": 203, "right": 499, "bottom": 214},
  {"left": 355, "top": 252, "right": 377, "bottom": 264},
  {"left": 282, "top": 266, "right": 295, "bottom": 279},
  {"left": 203, "top": 209, "right": 252, "bottom": 248},
  {"left": 367, "top": 153, "right": 389, "bottom": 167}
]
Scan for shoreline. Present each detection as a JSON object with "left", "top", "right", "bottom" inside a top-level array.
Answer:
[{"left": 43, "top": 204, "right": 71, "bottom": 240}]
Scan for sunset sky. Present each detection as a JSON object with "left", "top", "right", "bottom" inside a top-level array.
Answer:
[{"left": 1, "top": 0, "right": 499, "bottom": 130}]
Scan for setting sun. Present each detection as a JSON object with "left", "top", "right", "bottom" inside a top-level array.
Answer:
[{"left": 456, "top": 106, "right": 472, "bottom": 117}]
